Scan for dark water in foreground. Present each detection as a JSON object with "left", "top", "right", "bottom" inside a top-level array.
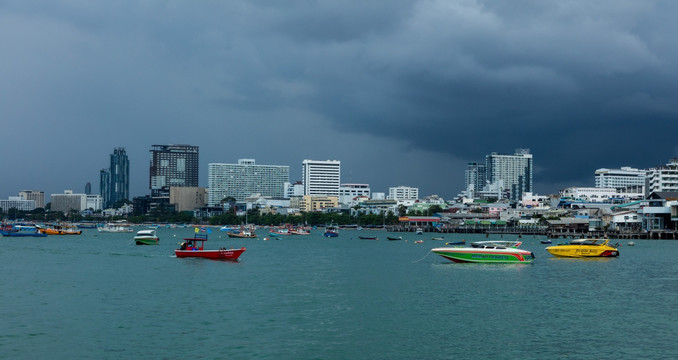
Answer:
[{"left": 2, "top": 229, "right": 677, "bottom": 359}]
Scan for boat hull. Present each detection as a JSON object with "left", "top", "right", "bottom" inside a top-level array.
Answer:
[
  {"left": 39, "top": 229, "right": 82, "bottom": 235},
  {"left": 135, "top": 237, "right": 159, "bottom": 245},
  {"left": 324, "top": 231, "right": 338, "bottom": 237},
  {"left": 432, "top": 248, "right": 535, "bottom": 263},
  {"left": 545, "top": 245, "right": 619, "bottom": 257},
  {"left": 227, "top": 232, "right": 256, "bottom": 238},
  {"left": 0, "top": 230, "right": 47, "bottom": 237},
  {"left": 175, "top": 248, "right": 246, "bottom": 260}
]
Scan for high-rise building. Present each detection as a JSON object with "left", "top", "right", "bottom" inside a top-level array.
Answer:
[
  {"left": 486, "top": 149, "right": 533, "bottom": 201},
  {"left": 85, "top": 182, "right": 92, "bottom": 195},
  {"left": 208, "top": 159, "right": 290, "bottom": 205},
  {"left": 18, "top": 190, "right": 45, "bottom": 209},
  {"left": 302, "top": 159, "right": 341, "bottom": 197},
  {"left": 149, "top": 144, "right": 199, "bottom": 197},
  {"left": 109, "top": 147, "right": 130, "bottom": 205},
  {"left": 464, "top": 162, "right": 487, "bottom": 194},
  {"left": 388, "top": 186, "right": 419, "bottom": 201},
  {"left": 595, "top": 167, "right": 646, "bottom": 190},
  {"left": 100, "top": 169, "right": 110, "bottom": 208}
]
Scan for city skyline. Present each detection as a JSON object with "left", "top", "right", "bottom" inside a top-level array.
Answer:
[{"left": 3, "top": 1, "right": 678, "bottom": 201}]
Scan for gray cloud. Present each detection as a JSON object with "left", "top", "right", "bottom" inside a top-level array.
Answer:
[{"left": 2, "top": 0, "right": 677, "bottom": 201}]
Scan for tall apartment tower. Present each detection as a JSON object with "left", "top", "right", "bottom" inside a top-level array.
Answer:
[
  {"left": 208, "top": 159, "right": 290, "bottom": 205},
  {"left": 85, "top": 182, "right": 92, "bottom": 195},
  {"left": 149, "top": 144, "right": 199, "bottom": 197},
  {"left": 486, "top": 149, "right": 533, "bottom": 201},
  {"left": 110, "top": 147, "right": 130, "bottom": 205},
  {"left": 464, "top": 162, "right": 487, "bottom": 194},
  {"left": 100, "top": 169, "right": 110, "bottom": 208},
  {"left": 302, "top": 159, "right": 341, "bottom": 197}
]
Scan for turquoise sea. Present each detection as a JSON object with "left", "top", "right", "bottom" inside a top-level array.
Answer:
[{"left": 2, "top": 228, "right": 678, "bottom": 359}]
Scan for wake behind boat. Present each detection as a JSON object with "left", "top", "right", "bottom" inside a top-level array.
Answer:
[{"left": 432, "top": 241, "right": 535, "bottom": 264}]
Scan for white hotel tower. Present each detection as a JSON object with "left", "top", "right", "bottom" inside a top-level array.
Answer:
[{"left": 302, "top": 159, "right": 341, "bottom": 197}]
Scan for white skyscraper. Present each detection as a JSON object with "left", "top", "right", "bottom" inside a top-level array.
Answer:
[{"left": 302, "top": 159, "right": 341, "bottom": 196}]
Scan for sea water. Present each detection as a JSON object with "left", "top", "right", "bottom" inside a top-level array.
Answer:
[{"left": 1, "top": 229, "right": 677, "bottom": 359}]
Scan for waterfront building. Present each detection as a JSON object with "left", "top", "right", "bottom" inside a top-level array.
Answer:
[
  {"left": 169, "top": 186, "right": 207, "bottom": 212},
  {"left": 208, "top": 159, "right": 290, "bottom": 205},
  {"left": 339, "top": 183, "right": 371, "bottom": 204},
  {"left": 646, "top": 158, "right": 678, "bottom": 195},
  {"left": 388, "top": 186, "right": 419, "bottom": 201},
  {"left": 0, "top": 196, "right": 36, "bottom": 212},
  {"left": 595, "top": 167, "right": 646, "bottom": 190},
  {"left": 290, "top": 195, "right": 339, "bottom": 212},
  {"left": 18, "top": 190, "right": 45, "bottom": 209},
  {"left": 86, "top": 195, "right": 103, "bottom": 211},
  {"left": 464, "top": 162, "right": 487, "bottom": 197},
  {"left": 486, "top": 149, "right": 533, "bottom": 201},
  {"left": 110, "top": 147, "right": 130, "bottom": 205},
  {"left": 302, "top": 159, "right": 341, "bottom": 197},
  {"left": 149, "top": 144, "right": 199, "bottom": 197},
  {"left": 284, "top": 181, "right": 304, "bottom": 198},
  {"left": 560, "top": 187, "right": 643, "bottom": 203},
  {"left": 50, "top": 190, "right": 87, "bottom": 213}
]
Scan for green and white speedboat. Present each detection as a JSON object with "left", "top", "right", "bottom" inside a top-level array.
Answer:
[{"left": 432, "top": 241, "right": 535, "bottom": 264}]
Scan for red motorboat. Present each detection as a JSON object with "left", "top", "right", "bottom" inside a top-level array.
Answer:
[{"left": 175, "top": 232, "right": 246, "bottom": 261}]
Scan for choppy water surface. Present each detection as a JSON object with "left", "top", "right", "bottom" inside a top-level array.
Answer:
[{"left": 2, "top": 229, "right": 677, "bottom": 359}]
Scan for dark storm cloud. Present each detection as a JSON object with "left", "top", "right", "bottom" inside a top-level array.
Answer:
[{"left": 2, "top": 0, "right": 678, "bottom": 200}]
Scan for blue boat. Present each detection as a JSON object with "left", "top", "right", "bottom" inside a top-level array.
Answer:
[{"left": 0, "top": 224, "right": 47, "bottom": 237}]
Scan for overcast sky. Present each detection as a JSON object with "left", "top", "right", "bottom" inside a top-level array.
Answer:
[{"left": 2, "top": 0, "right": 678, "bottom": 202}]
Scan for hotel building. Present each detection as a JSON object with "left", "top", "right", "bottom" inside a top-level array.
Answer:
[
  {"left": 302, "top": 159, "right": 341, "bottom": 197},
  {"left": 208, "top": 159, "right": 290, "bottom": 205},
  {"left": 149, "top": 144, "right": 199, "bottom": 197},
  {"left": 465, "top": 162, "right": 487, "bottom": 195},
  {"left": 51, "top": 190, "right": 87, "bottom": 213},
  {"left": 0, "top": 196, "right": 36, "bottom": 212},
  {"left": 486, "top": 149, "right": 533, "bottom": 201}
]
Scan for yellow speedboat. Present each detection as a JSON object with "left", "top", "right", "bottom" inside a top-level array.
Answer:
[{"left": 546, "top": 238, "right": 619, "bottom": 258}]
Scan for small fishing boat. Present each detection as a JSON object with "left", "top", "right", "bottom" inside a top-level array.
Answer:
[
  {"left": 431, "top": 236, "right": 445, "bottom": 241},
  {"left": 358, "top": 236, "right": 378, "bottom": 240},
  {"left": 175, "top": 232, "right": 246, "bottom": 260},
  {"left": 414, "top": 240, "right": 424, "bottom": 244},
  {"left": 387, "top": 236, "right": 402, "bottom": 241},
  {"left": 415, "top": 228, "right": 423, "bottom": 235},
  {"left": 432, "top": 241, "right": 535, "bottom": 264},
  {"left": 227, "top": 230, "right": 257, "bottom": 238},
  {"left": 269, "top": 228, "right": 292, "bottom": 236},
  {"left": 324, "top": 223, "right": 339, "bottom": 237},
  {"left": 0, "top": 224, "right": 47, "bottom": 237},
  {"left": 38, "top": 224, "right": 82, "bottom": 235},
  {"left": 134, "top": 229, "right": 159, "bottom": 245},
  {"left": 546, "top": 238, "right": 619, "bottom": 258}
]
